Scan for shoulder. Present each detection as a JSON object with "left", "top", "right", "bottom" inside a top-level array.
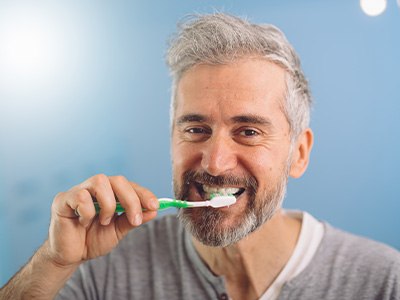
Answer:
[
  {"left": 282, "top": 223, "right": 400, "bottom": 300},
  {"left": 321, "top": 223, "right": 400, "bottom": 270}
]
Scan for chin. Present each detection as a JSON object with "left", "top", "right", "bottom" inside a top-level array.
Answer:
[
  {"left": 178, "top": 203, "right": 258, "bottom": 247},
  {"left": 173, "top": 169, "right": 288, "bottom": 246}
]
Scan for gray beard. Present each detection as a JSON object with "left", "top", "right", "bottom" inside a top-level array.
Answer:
[{"left": 175, "top": 164, "right": 290, "bottom": 247}]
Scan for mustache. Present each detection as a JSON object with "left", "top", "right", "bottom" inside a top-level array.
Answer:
[{"left": 182, "top": 170, "right": 258, "bottom": 192}]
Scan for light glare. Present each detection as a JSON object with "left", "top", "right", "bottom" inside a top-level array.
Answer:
[
  {"left": 0, "top": 7, "right": 64, "bottom": 92},
  {"left": 0, "top": 3, "right": 87, "bottom": 121},
  {"left": 1, "top": 20, "right": 56, "bottom": 77},
  {"left": 360, "top": 0, "right": 387, "bottom": 16}
]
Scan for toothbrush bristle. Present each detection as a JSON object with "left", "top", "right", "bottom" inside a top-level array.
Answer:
[
  {"left": 209, "top": 194, "right": 237, "bottom": 208},
  {"left": 210, "top": 192, "right": 232, "bottom": 199}
]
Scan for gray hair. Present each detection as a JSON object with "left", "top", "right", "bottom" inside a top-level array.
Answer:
[{"left": 166, "top": 13, "right": 312, "bottom": 139}]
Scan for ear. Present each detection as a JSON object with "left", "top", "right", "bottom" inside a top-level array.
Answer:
[{"left": 289, "top": 128, "right": 314, "bottom": 178}]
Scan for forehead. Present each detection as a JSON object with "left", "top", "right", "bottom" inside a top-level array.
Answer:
[{"left": 175, "top": 58, "right": 287, "bottom": 119}]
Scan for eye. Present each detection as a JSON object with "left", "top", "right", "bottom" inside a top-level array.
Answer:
[
  {"left": 239, "top": 129, "right": 259, "bottom": 137},
  {"left": 234, "top": 127, "right": 264, "bottom": 145},
  {"left": 182, "top": 126, "right": 211, "bottom": 142},
  {"left": 186, "top": 127, "right": 208, "bottom": 134}
]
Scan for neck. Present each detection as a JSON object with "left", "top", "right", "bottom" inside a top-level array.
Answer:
[{"left": 192, "top": 209, "right": 301, "bottom": 300}]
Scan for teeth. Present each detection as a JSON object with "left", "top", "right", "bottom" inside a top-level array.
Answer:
[{"left": 202, "top": 185, "right": 240, "bottom": 196}]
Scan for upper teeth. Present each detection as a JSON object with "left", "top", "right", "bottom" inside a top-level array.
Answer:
[{"left": 203, "top": 185, "right": 240, "bottom": 195}]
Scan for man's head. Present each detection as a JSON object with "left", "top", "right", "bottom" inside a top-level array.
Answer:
[
  {"left": 167, "top": 13, "right": 313, "bottom": 247},
  {"left": 167, "top": 13, "right": 311, "bottom": 141}
]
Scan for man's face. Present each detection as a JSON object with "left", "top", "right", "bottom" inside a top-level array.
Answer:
[{"left": 172, "top": 58, "right": 293, "bottom": 246}]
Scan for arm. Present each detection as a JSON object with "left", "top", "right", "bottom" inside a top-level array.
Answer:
[
  {"left": 0, "top": 174, "right": 159, "bottom": 299},
  {"left": 0, "top": 241, "right": 78, "bottom": 299}
]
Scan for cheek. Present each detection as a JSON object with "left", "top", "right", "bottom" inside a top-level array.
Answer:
[
  {"left": 172, "top": 140, "right": 202, "bottom": 173},
  {"left": 240, "top": 149, "right": 286, "bottom": 188},
  {"left": 241, "top": 149, "right": 270, "bottom": 172},
  {"left": 171, "top": 134, "right": 184, "bottom": 165}
]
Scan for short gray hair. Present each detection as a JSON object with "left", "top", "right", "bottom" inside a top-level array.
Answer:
[{"left": 166, "top": 13, "right": 312, "bottom": 139}]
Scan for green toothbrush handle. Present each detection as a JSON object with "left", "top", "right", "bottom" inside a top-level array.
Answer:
[
  {"left": 158, "top": 199, "right": 190, "bottom": 210},
  {"left": 93, "top": 199, "right": 190, "bottom": 213},
  {"left": 93, "top": 202, "right": 125, "bottom": 213}
]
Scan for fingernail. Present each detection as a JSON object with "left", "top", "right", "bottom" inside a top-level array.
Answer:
[
  {"left": 134, "top": 214, "right": 142, "bottom": 226},
  {"left": 151, "top": 199, "right": 159, "bottom": 210},
  {"left": 103, "top": 216, "right": 112, "bottom": 225}
]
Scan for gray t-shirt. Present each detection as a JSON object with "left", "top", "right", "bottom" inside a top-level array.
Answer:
[{"left": 57, "top": 214, "right": 400, "bottom": 300}]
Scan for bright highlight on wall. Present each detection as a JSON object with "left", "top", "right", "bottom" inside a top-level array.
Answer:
[
  {"left": 0, "top": 3, "right": 87, "bottom": 101},
  {"left": 360, "top": 0, "right": 387, "bottom": 16},
  {"left": 0, "top": 7, "right": 64, "bottom": 93},
  {"left": 0, "top": 19, "right": 57, "bottom": 79}
]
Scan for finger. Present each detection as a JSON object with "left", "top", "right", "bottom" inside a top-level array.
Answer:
[
  {"left": 67, "top": 189, "right": 96, "bottom": 228},
  {"left": 129, "top": 182, "right": 159, "bottom": 211},
  {"left": 142, "top": 210, "right": 158, "bottom": 223},
  {"left": 109, "top": 176, "right": 143, "bottom": 227},
  {"left": 52, "top": 190, "right": 96, "bottom": 228},
  {"left": 80, "top": 174, "right": 116, "bottom": 226}
]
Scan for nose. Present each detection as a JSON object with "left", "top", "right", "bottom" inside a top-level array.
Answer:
[{"left": 201, "top": 135, "right": 238, "bottom": 176}]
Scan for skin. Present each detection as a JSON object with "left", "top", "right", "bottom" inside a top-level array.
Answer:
[
  {"left": 0, "top": 175, "right": 159, "bottom": 299},
  {"left": 0, "top": 57, "right": 312, "bottom": 300},
  {"left": 172, "top": 58, "right": 313, "bottom": 299}
]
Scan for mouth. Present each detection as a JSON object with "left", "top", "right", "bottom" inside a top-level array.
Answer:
[{"left": 193, "top": 182, "right": 246, "bottom": 200}]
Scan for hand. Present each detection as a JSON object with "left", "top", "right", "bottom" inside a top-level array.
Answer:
[{"left": 47, "top": 174, "right": 159, "bottom": 267}]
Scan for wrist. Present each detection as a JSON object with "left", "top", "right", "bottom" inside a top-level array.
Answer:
[
  {"left": 24, "top": 241, "right": 79, "bottom": 298},
  {"left": 0, "top": 240, "right": 80, "bottom": 300},
  {"left": 39, "top": 239, "right": 80, "bottom": 271}
]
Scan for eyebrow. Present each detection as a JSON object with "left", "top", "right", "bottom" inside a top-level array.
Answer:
[
  {"left": 176, "top": 113, "right": 273, "bottom": 127},
  {"left": 176, "top": 114, "right": 209, "bottom": 125},
  {"left": 231, "top": 114, "right": 272, "bottom": 126}
]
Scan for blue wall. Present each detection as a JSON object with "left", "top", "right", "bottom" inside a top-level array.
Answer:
[{"left": 1, "top": 0, "right": 399, "bottom": 286}]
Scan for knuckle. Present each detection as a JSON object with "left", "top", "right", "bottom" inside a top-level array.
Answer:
[
  {"left": 52, "top": 192, "right": 65, "bottom": 210},
  {"left": 101, "top": 204, "right": 115, "bottom": 214},
  {"left": 111, "top": 175, "right": 127, "bottom": 185},
  {"left": 54, "top": 191, "right": 65, "bottom": 202},
  {"left": 92, "top": 173, "right": 108, "bottom": 186},
  {"left": 75, "top": 189, "right": 90, "bottom": 205},
  {"left": 99, "top": 199, "right": 115, "bottom": 211}
]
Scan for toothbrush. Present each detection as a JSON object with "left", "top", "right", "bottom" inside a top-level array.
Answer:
[{"left": 92, "top": 194, "right": 236, "bottom": 213}]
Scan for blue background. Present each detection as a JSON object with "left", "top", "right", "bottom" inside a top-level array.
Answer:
[{"left": 1, "top": 0, "right": 399, "bottom": 286}]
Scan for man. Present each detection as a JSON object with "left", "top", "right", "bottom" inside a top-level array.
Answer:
[{"left": 1, "top": 13, "right": 399, "bottom": 300}]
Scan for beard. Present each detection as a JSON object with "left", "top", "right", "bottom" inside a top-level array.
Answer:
[{"left": 174, "top": 158, "right": 291, "bottom": 247}]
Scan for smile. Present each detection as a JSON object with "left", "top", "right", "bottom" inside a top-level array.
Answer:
[{"left": 194, "top": 182, "right": 246, "bottom": 200}]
